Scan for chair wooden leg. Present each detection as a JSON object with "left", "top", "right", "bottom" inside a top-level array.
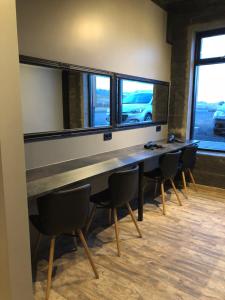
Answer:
[
  {"left": 181, "top": 171, "right": 188, "bottom": 195},
  {"left": 45, "top": 237, "right": 55, "bottom": 300},
  {"left": 113, "top": 208, "right": 121, "bottom": 257},
  {"left": 126, "top": 203, "right": 142, "bottom": 238},
  {"left": 160, "top": 182, "right": 166, "bottom": 215},
  {"left": 77, "top": 229, "right": 99, "bottom": 279},
  {"left": 188, "top": 169, "right": 198, "bottom": 192},
  {"left": 170, "top": 179, "right": 182, "bottom": 206},
  {"left": 85, "top": 204, "right": 97, "bottom": 234}
]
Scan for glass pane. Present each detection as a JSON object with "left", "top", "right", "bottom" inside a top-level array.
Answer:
[
  {"left": 20, "top": 63, "right": 111, "bottom": 134},
  {"left": 119, "top": 79, "right": 169, "bottom": 125},
  {"left": 193, "top": 64, "right": 225, "bottom": 150},
  {"left": 91, "top": 75, "right": 110, "bottom": 127},
  {"left": 120, "top": 79, "right": 154, "bottom": 124},
  {"left": 20, "top": 64, "right": 64, "bottom": 134},
  {"left": 200, "top": 34, "right": 225, "bottom": 59}
]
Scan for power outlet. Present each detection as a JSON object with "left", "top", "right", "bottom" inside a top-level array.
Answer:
[{"left": 103, "top": 132, "right": 112, "bottom": 141}]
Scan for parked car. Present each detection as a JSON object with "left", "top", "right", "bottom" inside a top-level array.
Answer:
[
  {"left": 106, "top": 91, "right": 153, "bottom": 123},
  {"left": 213, "top": 102, "right": 225, "bottom": 135}
]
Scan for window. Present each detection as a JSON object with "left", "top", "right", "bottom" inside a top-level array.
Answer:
[
  {"left": 200, "top": 34, "right": 225, "bottom": 59},
  {"left": 192, "top": 29, "right": 225, "bottom": 152},
  {"left": 89, "top": 74, "right": 111, "bottom": 127},
  {"left": 117, "top": 78, "right": 169, "bottom": 125}
]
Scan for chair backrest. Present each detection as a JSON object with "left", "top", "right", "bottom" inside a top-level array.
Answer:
[
  {"left": 159, "top": 151, "right": 181, "bottom": 180},
  {"left": 108, "top": 165, "right": 139, "bottom": 208},
  {"left": 37, "top": 184, "right": 91, "bottom": 236},
  {"left": 181, "top": 145, "right": 198, "bottom": 170}
]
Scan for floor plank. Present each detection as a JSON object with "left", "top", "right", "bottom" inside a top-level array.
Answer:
[{"left": 34, "top": 186, "right": 225, "bottom": 300}]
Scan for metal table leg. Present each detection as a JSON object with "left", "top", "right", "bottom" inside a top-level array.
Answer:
[{"left": 138, "top": 162, "right": 144, "bottom": 221}]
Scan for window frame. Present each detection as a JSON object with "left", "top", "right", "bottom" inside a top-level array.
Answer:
[
  {"left": 87, "top": 73, "right": 112, "bottom": 128},
  {"left": 20, "top": 55, "right": 169, "bottom": 142},
  {"left": 190, "top": 28, "right": 225, "bottom": 151}
]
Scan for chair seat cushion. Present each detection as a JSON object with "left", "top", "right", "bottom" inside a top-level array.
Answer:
[
  {"left": 179, "top": 162, "right": 193, "bottom": 172},
  {"left": 30, "top": 214, "right": 48, "bottom": 235},
  {"left": 179, "top": 161, "right": 187, "bottom": 171},
  {"left": 90, "top": 189, "right": 112, "bottom": 208},
  {"left": 144, "top": 168, "right": 162, "bottom": 179}
]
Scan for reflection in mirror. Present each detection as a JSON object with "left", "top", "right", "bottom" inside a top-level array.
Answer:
[
  {"left": 20, "top": 63, "right": 111, "bottom": 134},
  {"left": 118, "top": 78, "right": 169, "bottom": 125}
]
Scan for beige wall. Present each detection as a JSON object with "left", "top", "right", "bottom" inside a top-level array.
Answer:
[
  {"left": 26, "top": 125, "right": 168, "bottom": 169},
  {"left": 16, "top": 0, "right": 171, "bottom": 169},
  {"left": 20, "top": 64, "right": 64, "bottom": 133},
  {"left": 0, "top": 1, "right": 33, "bottom": 299},
  {"left": 17, "top": 0, "right": 171, "bottom": 81}
]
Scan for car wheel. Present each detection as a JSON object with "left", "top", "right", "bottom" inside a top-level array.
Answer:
[{"left": 144, "top": 113, "right": 152, "bottom": 121}]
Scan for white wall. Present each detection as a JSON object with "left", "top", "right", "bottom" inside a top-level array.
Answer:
[
  {"left": 26, "top": 125, "right": 168, "bottom": 169},
  {"left": 16, "top": 0, "right": 171, "bottom": 81},
  {"left": 20, "top": 64, "right": 64, "bottom": 133},
  {"left": 0, "top": 0, "right": 33, "bottom": 299},
  {"left": 16, "top": 0, "right": 171, "bottom": 169}
]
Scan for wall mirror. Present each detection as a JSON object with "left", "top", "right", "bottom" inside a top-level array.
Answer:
[
  {"left": 20, "top": 56, "right": 169, "bottom": 141},
  {"left": 20, "top": 61, "right": 112, "bottom": 135},
  {"left": 117, "top": 77, "right": 169, "bottom": 126}
]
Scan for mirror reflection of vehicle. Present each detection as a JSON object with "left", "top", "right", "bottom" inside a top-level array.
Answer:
[
  {"left": 106, "top": 91, "right": 153, "bottom": 123},
  {"left": 213, "top": 102, "right": 225, "bottom": 135}
]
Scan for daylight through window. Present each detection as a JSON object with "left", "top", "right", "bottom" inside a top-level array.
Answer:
[{"left": 192, "top": 29, "right": 225, "bottom": 151}]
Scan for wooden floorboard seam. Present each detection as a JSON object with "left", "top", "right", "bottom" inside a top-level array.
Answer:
[{"left": 34, "top": 186, "right": 225, "bottom": 300}]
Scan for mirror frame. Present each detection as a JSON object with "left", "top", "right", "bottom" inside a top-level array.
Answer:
[{"left": 20, "top": 55, "right": 169, "bottom": 142}]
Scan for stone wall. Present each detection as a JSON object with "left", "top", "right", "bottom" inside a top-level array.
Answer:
[
  {"left": 168, "top": 4, "right": 225, "bottom": 188},
  {"left": 194, "top": 152, "right": 225, "bottom": 189}
]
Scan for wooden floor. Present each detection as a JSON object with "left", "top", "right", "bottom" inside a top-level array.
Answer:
[{"left": 34, "top": 185, "right": 225, "bottom": 300}]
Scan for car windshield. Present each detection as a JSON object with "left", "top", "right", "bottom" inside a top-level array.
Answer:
[
  {"left": 123, "top": 93, "right": 152, "bottom": 104},
  {"left": 217, "top": 102, "right": 225, "bottom": 111}
]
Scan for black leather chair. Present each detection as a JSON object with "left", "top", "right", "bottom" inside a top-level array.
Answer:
[
  {"left": 180, "top": 145, "right": 198, "bottom": 194},
  {"left": 85, "top": 166, "right": 142, "bottom": 257},
  {"left": 144, "top": 151, "right": 182, "bottom": 215},
  {"left": 30, "top": 184, "right": 99, "bottom": 300}
]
